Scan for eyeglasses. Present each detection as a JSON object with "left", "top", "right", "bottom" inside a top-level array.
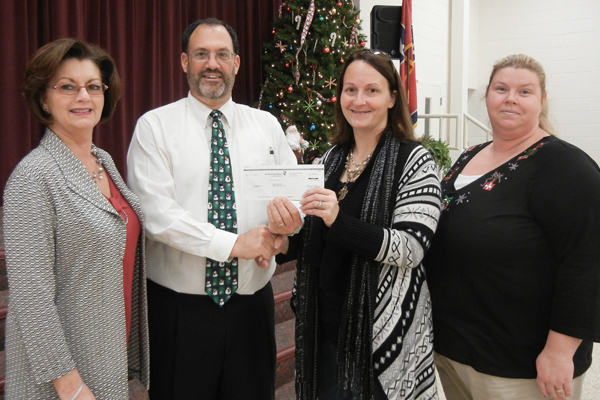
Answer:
[
  {"left": 353, "top": 48, "right": 399, "bottom": 77},
  {"left": 187, "top": 51, "right": 236, "bottom": 63},
  {"left": 47, "top": 83, "right": 108, "bottom": 96},
  {"left": 364, "top": 49, "right": 391, "bottom": 58}
]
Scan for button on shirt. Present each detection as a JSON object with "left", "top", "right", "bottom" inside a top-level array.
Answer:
[{"left": 127, "top": 93, "right": 297, "bottom": 295}]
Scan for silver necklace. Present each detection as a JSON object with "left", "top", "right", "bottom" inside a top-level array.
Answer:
[
  {"left": 120, "top": 210, "right": 129, "bottom": 224},
  {"left": 90, "top": 144, "right": 104, "bottom": 182},
  {"left": 90, "top": 144, "right": 128, "bottom": 225}
]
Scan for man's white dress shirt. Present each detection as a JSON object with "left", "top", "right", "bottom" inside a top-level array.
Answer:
[{"left": 127, "top": 93, "right": 297, "bottom": 295}]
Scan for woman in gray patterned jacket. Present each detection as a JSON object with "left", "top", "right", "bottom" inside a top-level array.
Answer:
[{"left": 3, "top": 39, "right": 149, "bottom": 399}]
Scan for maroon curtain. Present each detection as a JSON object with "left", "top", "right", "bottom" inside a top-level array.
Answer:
[{"left": 0, "top": 0, "right": 283, "bottom": 203}]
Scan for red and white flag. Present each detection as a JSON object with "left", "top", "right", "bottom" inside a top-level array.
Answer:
[{"left": 399, "top": 0, "right": 418, "bottom": 127}]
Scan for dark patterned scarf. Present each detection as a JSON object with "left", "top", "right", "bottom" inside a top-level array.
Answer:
[{"left": 294, "top": 131, "right": 401, "bottom": 400}]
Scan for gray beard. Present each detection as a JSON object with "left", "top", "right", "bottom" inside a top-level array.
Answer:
[{"left": 188, "top": 71, "right": 234, "bottom": 100}]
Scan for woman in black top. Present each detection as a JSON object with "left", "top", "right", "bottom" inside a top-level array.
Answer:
[
  {"left": 425, "top": 54, "right": 600, "bottom": 400},
  {"left": 267, "top": 50, "right": 441, "bottom": 399}
]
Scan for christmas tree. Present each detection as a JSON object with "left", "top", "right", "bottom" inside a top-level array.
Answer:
[{"left": 257, "top": 0, "right": 367, "bottom": 157}]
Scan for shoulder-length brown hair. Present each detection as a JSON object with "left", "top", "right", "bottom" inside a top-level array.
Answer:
[
  {"left": 23, "top": 38, "right": 122, "bottom": 125},
  {"left": 330, "top": 49, "right": 417, "bottom": 146}
]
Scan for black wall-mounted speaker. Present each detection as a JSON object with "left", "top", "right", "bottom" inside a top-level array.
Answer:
[{"left": 370, "top": 5, "right": 402, "bottom": 59}]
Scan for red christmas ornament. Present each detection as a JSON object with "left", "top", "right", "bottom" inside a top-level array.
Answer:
[
  {"left": 340, "top": 58, "right": 345, "bottom": 63},
  {"left": 360, "top": 41, "right": 366, "bottom": 47},
  {"left": 331, "top": 96, "right": 337, "bottom": 103},
  {"left": 287, "top": 86, "right": 294, "bottom": 93},
  {"left": 323, "top": 47, "right": 330, "bottom": 54},
  {"left": 337, "top": 2, "right": 342, "bottom": 7},
  {"left": 285, "top": 63, "right": 290, "bottom": 68}
]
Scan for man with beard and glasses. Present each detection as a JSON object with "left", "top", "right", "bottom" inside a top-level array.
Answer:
[{"left": 127, "top": 18, "right": 297, "bottom": 400}]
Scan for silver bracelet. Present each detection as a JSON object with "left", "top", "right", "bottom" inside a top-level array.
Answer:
[{"left": 70, "top": 381, "right": 85, "bottom": 400}]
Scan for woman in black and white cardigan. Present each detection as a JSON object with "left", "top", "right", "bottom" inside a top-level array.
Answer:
[{"left": 268, "top": 49, "right": 441, "bottom": 400}]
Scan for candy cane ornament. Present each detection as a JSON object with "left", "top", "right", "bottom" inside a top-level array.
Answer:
[{"left": 294, "top": 0, "right": 315, "bottom": 84}]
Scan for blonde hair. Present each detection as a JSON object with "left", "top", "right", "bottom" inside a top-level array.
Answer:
[{"left": 486, "top": 54, "right": 554, "bottom": 135}]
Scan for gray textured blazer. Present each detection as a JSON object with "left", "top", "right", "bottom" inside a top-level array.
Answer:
[{"left": 3, "top": 130, "right": 150, "bottom": 399}]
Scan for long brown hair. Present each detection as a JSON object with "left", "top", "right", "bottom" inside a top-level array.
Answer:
[
  {"left": 486, "top": 54, "right": 553, "bottom": 134},
  {"left": 330, "top": 49, "right": 417, "bottom": 146},
  {"left": 24, "top": 38, "right": 122, "bottom": 125}
]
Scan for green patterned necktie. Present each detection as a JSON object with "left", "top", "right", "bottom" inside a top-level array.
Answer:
[{"left": 206, "top": 110, "right": 238, "bottom": 306}]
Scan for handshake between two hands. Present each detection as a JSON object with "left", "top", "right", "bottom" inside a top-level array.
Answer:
[
  {"left": 237, "top": 188, "right": 340, "bottom": 269},
  {"left": 250, "top": 196, "right": 302, "bottom": 269}
]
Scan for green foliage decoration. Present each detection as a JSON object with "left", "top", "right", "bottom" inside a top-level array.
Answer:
[
  {"left": 257, "top": 0, "right": 367, "bottom": 154},
  {"left": 421, "top": 134, "right": 452, "bottom": 174}
]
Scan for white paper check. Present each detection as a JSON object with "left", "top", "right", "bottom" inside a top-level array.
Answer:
[{"left": 243, "top": 165, "right": 324, "bottom": 201}]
